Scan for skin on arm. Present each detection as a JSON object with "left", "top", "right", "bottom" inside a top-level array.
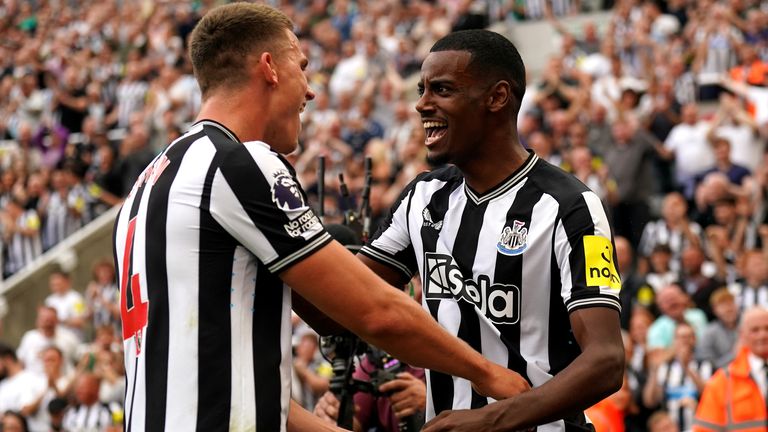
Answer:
[
  {"left": 281, "top": 241, "right": 530, "bottom": 400},
  {"left": 291, "top": 254, "right": 408, "bottom": 336},
  {"left": 422, "top": 307, "right": 625, "bottom": 432},
  {"left": 288, "top": 399, "right": 348, "bottom": 432}
]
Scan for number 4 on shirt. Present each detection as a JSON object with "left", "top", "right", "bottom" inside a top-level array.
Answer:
[{"left": 120, "top": 216, "right": 148, "bottom": 355}]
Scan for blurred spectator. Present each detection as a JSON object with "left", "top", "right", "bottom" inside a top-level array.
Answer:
[
  {"left": 678, "top": 245, "right": 722, "bottom": 321},
  {"left": 50, "top": 67, "right": 87, "bottom": 135},
  {"left": 639, "top": 192, "right": 703, "bottom": 273},
  {"left": 696, "top": 288, "right": 740, "bottom": 369},
  {"left": 707, "top": 92, "right": 762, "bottom": 174},
  {"left": 698, "top": 138, "right": 751, "bottom": 188},
  {"left": 105, "top": 60, "right": 148, "bottom": 130},
  {"left": 116, "top": 121, "right": 154, "bottom": 196},
  {"left": 16, "top": 306, "right": 79, "bottom": 374},
  {"left": 46, "top": 397, "right": 68, "bottom": 432},
  {"left": 0, "top": 193, "right": 42, "bottom": 278},
  {"left": 43, "top": 270, "right": 86, "bottom": 340},
  {"left": 643, "top": 322, "right": 713, "bottom": 432},
  {"left": 647, "top": 410, "right": 680, "bottom": 432},
  {"left": 691, "top": 5, "right": 742, "bottom": 99},
  {"left": 570, "top": 146, "right": 617, "bottom": 209},
  {"left": 39, "top": 169, "right": 78, "bottom": 251},
  {"left": 0, "top": 342, "right": 44, "bottom": 415},
  {"left": 660, "top": 104, "right": 715, "bottom": 199},
  {"left": 728, "top": 249, "right": 768, "bottom": 311},
  {"left": 603, "top": 120, "right": 658, "bottom": 246},
  {"left": 693, "top": 173, "right": 736, "bottom": 229},
  {"left": 621, "top": 330, "right": 654, "bottom": 432},
  {"left": 62, "top": 373, "right": 117, "bottom": 431},
  {"left": 644, "top": 245, "right": 678, "bottom": 295},
  {"left": 22, "top": 346, "right": 74, "bottom": 432},
  {"left": 84, "top": 259, "right": 120, "bottom": 334},
  {"left": 292, "top": 329, "right": 331, "bottom": 411},
  {"left": 451, "top": 0, "right": 489, "bottom": 32},
  {"left": 729, "top": 44, "right": 768, "bottom": 87},
  {"left": 585, "top": 372, "right": 631, "bottom": 432},
  {"left": 616, "top": 236, "right": 655, "bottom": 330},
  {"left": 693, "top": 307, "right": 768, "bottom": 432},
  {"left": 628, "top": 307, "right": 654, "bottom": 374},
  {"left": 647, "top": 284, "right": 708, "bottom": 352},
  {"left": 1, "top": 411, "right": 29, "bottom": 432}
]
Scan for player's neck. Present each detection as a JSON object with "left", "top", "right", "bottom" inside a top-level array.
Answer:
[
  {"left": 460, "top": 137, "right": 529, "bottom": 195},
  {"left": 196, "top": 91, "right": 268, "bottom": 143}
]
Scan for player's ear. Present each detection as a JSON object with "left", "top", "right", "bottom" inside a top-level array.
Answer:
[
  {"left": 258, "top": 52, "right": 279, "bottom": 87},
  {"left": 486, "top": 80, "right": 511, "bottom": 113}
]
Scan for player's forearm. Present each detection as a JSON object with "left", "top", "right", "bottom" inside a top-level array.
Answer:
[
  {"left": 287, "top": 399, "right": 346, "bottom": 432},
  {"left": 355, "top": 287, "right": 491, "bottom": 384},
  {"left": 284, "top": 243, "right": 493, "bottom": 385},
  {"left": 483, "top": 341, "right": 624, "bottom": 431}
]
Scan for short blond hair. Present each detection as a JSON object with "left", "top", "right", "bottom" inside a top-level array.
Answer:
[{"left": 189, "top": 2, "right": 293, "bottom": 96}]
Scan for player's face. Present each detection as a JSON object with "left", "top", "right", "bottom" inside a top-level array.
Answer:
[
  {"left": 416, "top": 50, "right": 487, "bottom": 166},
  {"left": 266, "top": 29, "right": 315, "bottom": 154}
]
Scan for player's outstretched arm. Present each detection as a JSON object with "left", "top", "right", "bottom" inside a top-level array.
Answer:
[
  {"left": 288, "top": 399, "right": 349, "bottom": 431},
  {"left": 281, "top": 241, "right": 530, "bottom": 400},
  {"left": 423, "top": 307, "right": 625, "bottom": 432},
  {"left": 290, "top": 253, "right": 411, "bottom": 336}
]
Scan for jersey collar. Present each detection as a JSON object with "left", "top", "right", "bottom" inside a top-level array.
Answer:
[
  {"left": 464, "top": 151, "right": 539, "bottom": 205},
  {"left": 193, "top": 119, "right": 241, "bottom": 143}
]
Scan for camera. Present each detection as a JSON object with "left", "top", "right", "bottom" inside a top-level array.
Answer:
[{"left": 320, "top": 334, "right": 424, "bottom": 432}]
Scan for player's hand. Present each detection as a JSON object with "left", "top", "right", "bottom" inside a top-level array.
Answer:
[
  {"left": 423, "top": 407, "right": 536, "bottom": 432},
  {"left": 313, "top": 391, "right": 340, "bottom": 424},
  {"left": 422, "top": 408, "right": 484, "bottom": 432},
  {"left": 378, "top": 372, "right": 426, "bottom": 418},
  {"left": 472, "top": 362, "right": 530, "bottom": 400}
]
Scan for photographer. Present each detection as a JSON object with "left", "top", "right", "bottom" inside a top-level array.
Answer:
[
  {"left": 313, "top": 354, "right": 426, "bottom": 432},
  {"left": 310, "top": 227, "right": 427, "bottom": 431}
]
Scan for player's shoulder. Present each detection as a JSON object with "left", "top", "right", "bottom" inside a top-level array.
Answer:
[
  {"left": 528, "top": 157, "right": 590, "bottom": 204},
  {"left": 408, "top": 165, "right": 464, "bottom": 190}
]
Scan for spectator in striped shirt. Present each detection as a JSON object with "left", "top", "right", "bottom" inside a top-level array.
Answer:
[{"left": 62, "top": 373, "right": 118, "bottom": 432}]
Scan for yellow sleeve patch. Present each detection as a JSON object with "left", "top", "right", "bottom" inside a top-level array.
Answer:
[{"left": 583, "top": 235, "right": 621, "bottom": 291}]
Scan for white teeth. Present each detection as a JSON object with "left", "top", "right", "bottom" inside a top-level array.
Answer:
[{"left": 423, "top": 121, "right": 446, "bottom": 128}]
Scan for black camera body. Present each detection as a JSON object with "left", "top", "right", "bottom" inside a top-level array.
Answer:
[{"left": 321, "top": 334, "right": 424, "bottom": 432}]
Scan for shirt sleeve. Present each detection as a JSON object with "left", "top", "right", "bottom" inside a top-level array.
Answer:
[
  {"left": 553, "top": 190, "right": 622, "bottom": 313},
  {"left": 209, "top": 141, "right": 330, "bottom": 274},
  {"left": 359, "top": 174, "right": 426, "bottom": 281}
]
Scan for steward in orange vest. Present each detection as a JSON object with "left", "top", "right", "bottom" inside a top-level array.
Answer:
[{"left": 693, "top": 307, "right": 768, "bottom": 432}]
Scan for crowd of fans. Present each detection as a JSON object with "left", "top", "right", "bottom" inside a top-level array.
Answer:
[{"left": 0, "top": 0, "right": 767, "bottom": 430}]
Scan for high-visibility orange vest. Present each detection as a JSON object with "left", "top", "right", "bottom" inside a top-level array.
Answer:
[{"left": 693, "top": 347, "right": 768, "bottom": 432}]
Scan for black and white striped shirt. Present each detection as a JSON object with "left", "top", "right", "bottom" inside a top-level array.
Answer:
[
  {"left": 42, "top": 191, "right": 79, "bottom": 251},
  {"left": 62, "top": 402, "right": 115, "bottom": 431},
  {"left": 4, "top": 209, "right": 42, "bottom": 276},
  {"left": 114, "top": 120, "right": 331, "bottom": 431},
  {"left": 656, "top": 359, "right": 713, "bottom": 431},
  {"left": 361, "top": 153, "right": 621, "bottom": 431},
  {"left": 728, "top": 281, "right": 768, "bottom": 311}
]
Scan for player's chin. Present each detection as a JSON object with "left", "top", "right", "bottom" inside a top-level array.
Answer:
[
  {"left": 426, "top": 150, "right": 450, "bottom": 167},
  {"left": 275, "top": 138, "right": 300, "bottom": 155}
]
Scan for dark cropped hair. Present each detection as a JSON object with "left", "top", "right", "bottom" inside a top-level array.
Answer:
[
  {"left": 0, "top": 342, "right": 17, "bottom": 361},
  {"left": 430, "top": 29, "right": 526, "bottom": 106},
  {"left": 188, "top": 2, "right": 293, "bottom": 97}
]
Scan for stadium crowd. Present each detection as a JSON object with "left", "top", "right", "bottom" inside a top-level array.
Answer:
[{"left": 0, "top": 0, "right": 767, "bottom": 430}]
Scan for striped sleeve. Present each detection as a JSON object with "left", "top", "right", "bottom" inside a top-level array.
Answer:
[
  {"left": 554, "top": 190, "right": 621, "bottom": 313},
  {"left": 209, "top": 140, "right": 330, "bottom": 274},
  {"left": 359, "top": 173, "right": 426, "bottom": 281}
]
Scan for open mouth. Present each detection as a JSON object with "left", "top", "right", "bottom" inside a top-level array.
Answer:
[{"left": 423, "top": 120, "right": 447, "bottom": 146}]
